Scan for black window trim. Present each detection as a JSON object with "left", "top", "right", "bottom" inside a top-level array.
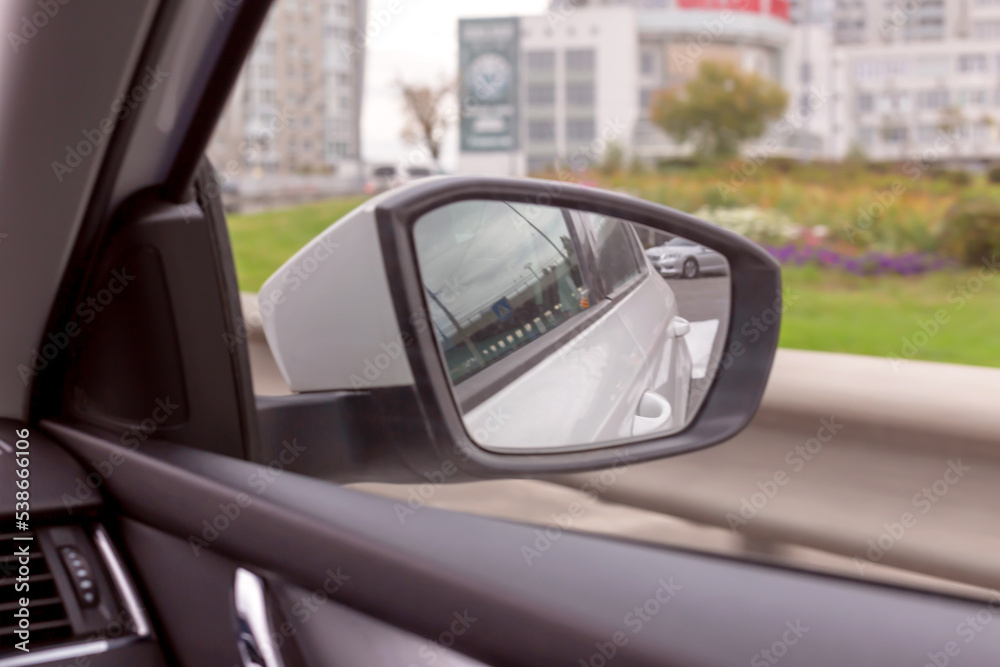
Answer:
[{"left": 578, "top": 210, "right": 647, "bottom": 301}]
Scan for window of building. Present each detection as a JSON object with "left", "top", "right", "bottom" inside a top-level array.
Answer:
[
  {"left": 958, "top": 54, "right": 987, "bottom": 72},
  {"left": 566, "top": 118, "right": 596, "bottom": 143},
  {"left": 527, "top": 84, "right": 555, "bottom": 106},
  {"left": 800, "top": 62, "right": 811, "bottom": 84},
  {"left": 526, "top": 155, "right": 557, "bottom": 173},
  {"left": 916, "top": 89, "right": 948, "bottom": 109},
  {"left": 857, "top": 92, "right": 874, "bottom": 113},
  {"left": 639, "top": 89, "right": 653, "bottom": 112},
  {"left": 566, "top": 81, "right": 595, "bottom": 106},
  {"left": 882, "top": 126, "right": 907, "bottom": 143},
  {"left": 526, "top": 50, "right": 556, "bottom": 72},
  {"left": 641, "top": 51, "right": 655, "bottom": 75},
  {"left": 916, "top": 125, "right": 938, "bottom": 142},
  {"left": 973, "top": 20, "right": 1000, "bottom": 39},
  {"left": 527, "top": 119, "right": 556, "bottom": 143},
  {"left": 566, "top": 49, "right": 595, "bottom": 73}
]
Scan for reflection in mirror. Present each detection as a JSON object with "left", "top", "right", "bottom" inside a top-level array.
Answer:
[{"left": 414, "top": 200, "right": 730, "bottom": 453}]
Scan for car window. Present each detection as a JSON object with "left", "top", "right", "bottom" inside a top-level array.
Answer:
[
  {"left": 414, "top": 200, "right": 589, "bottom": 385},
  {"left": 373, "top": 166, "right": 395, "bottom": 177},
  {"left": 584, "top": 213, "right": 643, "bottom": 295}
]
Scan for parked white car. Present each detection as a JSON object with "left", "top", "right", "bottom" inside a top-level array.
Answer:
[{"left": 646, "top": 237, "right": 729, "bottom": 278}]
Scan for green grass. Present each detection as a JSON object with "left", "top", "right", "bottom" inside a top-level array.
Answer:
[
  {"left": 780, "top": 265, "right": 1000, "bottom": 368},
  {"left": 227, "top": 196, "right": 368, "bottom": 292},
  {"left": 226, "top": 195, "right": 1000, "bottom": 368}
]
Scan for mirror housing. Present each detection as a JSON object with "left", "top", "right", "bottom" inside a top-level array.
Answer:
[{"left": 259, "top": 176, "right": 781, "bottom": 481}]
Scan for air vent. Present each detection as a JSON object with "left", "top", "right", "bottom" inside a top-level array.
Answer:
[{"left": 0, "top": 532, "right": 73, "bottom": 652}]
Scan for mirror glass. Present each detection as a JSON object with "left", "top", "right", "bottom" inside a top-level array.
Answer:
[{"left": 413, "top": 199, "right": 730, "bottom": 453}]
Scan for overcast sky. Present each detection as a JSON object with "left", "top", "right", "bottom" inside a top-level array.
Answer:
[{"left": 360, "top": 0, "right": 548, "bottom": 170}]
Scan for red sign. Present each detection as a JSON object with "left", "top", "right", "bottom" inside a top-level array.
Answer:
[
  {"left": 677, "top": 0, "right": 762, "bottom": 11},
  {"left": 675, "top": 0, "right": 789, "bottom": 20}
]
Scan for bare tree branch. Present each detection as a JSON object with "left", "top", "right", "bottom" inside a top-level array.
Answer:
[{"left": 398, "top": 78, "right": 454, "bottom": 163}]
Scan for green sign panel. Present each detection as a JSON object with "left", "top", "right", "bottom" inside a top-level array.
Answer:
[{"left": 459, "top": 17, "right": 520, "bottom": 152}]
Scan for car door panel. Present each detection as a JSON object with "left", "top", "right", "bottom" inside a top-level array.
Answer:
[{"left": 40, "top": 419, "right": 1000, "bottom": 667}]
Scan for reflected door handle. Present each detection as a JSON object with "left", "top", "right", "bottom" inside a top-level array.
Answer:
[
  {"left": 235, "top": 568, "right": 285, "bottom": 667},
  {"left": 668, "top": 317, "right": 690, "bottom": 337},
  {"left": 631, "top": 390, "right": 673, "bottom": 437}
]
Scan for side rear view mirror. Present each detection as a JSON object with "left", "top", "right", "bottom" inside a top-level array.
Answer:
[{"left": 258, "top": 176, "right": 781, "bottom": 480}]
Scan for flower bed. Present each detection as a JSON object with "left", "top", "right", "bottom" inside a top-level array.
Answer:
[{"left": 761, "top": 244, "right": 955, "bottom": 276}]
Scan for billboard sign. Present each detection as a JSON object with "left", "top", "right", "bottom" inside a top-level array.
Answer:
[{"left": 459, "top": 17, "right": 520, "bottom": 152}]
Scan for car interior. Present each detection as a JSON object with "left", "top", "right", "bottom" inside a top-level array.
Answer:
[{"left": 2, "top": 1, "right": 998, "bottom": 666}]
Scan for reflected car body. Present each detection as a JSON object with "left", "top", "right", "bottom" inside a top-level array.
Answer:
[
  {"left": 646, "top": 237, "right": 728, "bottom": 278},
  {"left": 413, "top": 202, "right": 694, "bottom": 451}
]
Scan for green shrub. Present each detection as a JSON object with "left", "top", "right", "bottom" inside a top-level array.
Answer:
[
  {"left": 768, "top": 157, "right": 796, "bottom": 173},
  {"left": 939, "top": 195, "right": 1000, "bottom": 266},
  {"left": 987, "top": 164, "right": 1000, "bottom": 184},
  {"left": 945, "top": 170, "right": 973, "bottom": 187},
  {"left": 600, "top": 142, "right": 624, "bottom": 176}
]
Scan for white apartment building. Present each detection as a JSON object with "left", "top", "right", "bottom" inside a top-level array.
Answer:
[
  {"left": 209, "top": 0, "right": 365, "bottom": 178},
  {"left": 793, "top": 0, "right": 1000, "bottom": 162},
  {"left": 458, "top": 0, "right": 794, "bottom": 176}
]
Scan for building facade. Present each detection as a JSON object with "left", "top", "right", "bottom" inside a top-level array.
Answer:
[
  {"left": 458, "top": 0, "right": 794, "bottom": 176},
  {"left": 209, "top": 0, "right": 366, "bottom": 178},
  {"left": 821, "top": 0, "right": 1000, "bottom": 163},
  {"left": 458, "top": 0, "right": 1000, "bottom": 172}
]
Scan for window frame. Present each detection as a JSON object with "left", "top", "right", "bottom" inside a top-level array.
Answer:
[
  {"left": 438, "top": 208, "right": 623, "bottom": 413},
  {"left": 577, "top": 211, "right": 648, "bottom": 301}
]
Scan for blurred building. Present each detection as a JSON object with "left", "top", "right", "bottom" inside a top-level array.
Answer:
[
  {"left": 822, "top": 0, "right": 1000, "bottom": 164},
  {"left": 458, "top": 0, "right": 794, "bottom": 176},
  {"left": 209, "top": 0, "right": 365, "bottom": 179}
]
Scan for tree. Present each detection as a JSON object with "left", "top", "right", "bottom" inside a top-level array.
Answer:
[
  {"left": 398, "top": 79, "right": 454, "bottom": 163},
  {"left": 650, "top": 60, "right": 788, "bottom": 159}
]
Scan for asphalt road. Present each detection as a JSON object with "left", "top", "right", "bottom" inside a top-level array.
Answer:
[{"left": 662, "top": 274, "right": 730, "bottom": 324}]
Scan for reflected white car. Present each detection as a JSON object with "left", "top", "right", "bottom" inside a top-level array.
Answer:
[{"left": 646, "top": 237, "right": 728, "bottom": 279}]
